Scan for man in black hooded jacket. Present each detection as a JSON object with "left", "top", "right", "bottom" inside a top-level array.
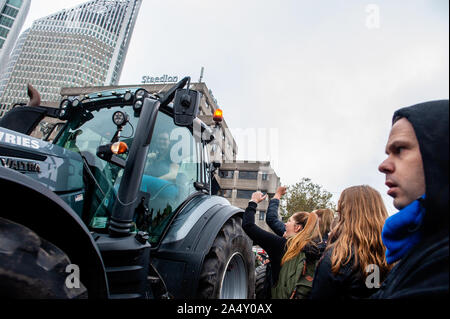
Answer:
[{"left": 373, "top": 100, "right": 448, "bottom": 298}]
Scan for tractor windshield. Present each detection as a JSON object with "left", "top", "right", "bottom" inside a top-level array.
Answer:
[
  {"left": 55, "top": 105, "right": 138, "bottom": 229},
  {"left": 55, "top": 104, "right": 202, "bottom": 244}
]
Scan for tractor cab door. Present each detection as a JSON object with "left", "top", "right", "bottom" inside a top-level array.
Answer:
[{"left": 139, "top": 110, "right": 204, "bottom": 244}]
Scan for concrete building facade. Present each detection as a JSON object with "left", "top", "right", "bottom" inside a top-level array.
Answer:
[
  {"left": 0, "top": 0, "right": 142, "bottom": 117},
  {"left": 216, "top": 160, "right": 282, "bottom": 232},
  {"left": 0, "top": 0, "right": 30, "bottom": 84}
]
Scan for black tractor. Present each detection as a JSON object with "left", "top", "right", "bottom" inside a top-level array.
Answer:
[{"left": 0, "top": 77, "right": 255, "bottom": 299}]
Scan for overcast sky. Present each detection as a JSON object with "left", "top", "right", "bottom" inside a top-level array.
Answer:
[{"left": 22, "top": 0, "right": 449, "bottom": 214}]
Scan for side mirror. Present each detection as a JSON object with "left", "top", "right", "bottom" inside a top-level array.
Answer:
[{"left": 173, "top": 89, "right": 201, "bottom": 127}]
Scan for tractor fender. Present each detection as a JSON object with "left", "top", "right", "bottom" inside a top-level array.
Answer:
[
  {"left": 0, "top": 166, "right": 109, "bottom": 298},
  {"left": 161, "top": 194, "right": 234, "bottom": 244},
  {"left": 152, "top": 194, "right": 246, "bottom": 298}
]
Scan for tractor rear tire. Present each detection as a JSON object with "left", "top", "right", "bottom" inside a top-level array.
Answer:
[
  {"left": 0, "top": 217, "right": 87, "bottom": 299},
  {"left": 255, "top": 264, "right": 267, "bottom": 299},
  {"left": 196, "top": 215, "right": 255, "bottom": 299}
]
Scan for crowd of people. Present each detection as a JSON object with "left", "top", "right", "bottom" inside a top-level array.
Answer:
[{"left": 243, "top": 100, "right": 449, "bottom": 299}]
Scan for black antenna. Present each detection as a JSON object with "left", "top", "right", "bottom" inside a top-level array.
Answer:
[
  {"left": 199, "top": 67, "right": 204, "bottom": 83},
  {"left": 186, "top": 77, "right": 191, "bottom": 95}
]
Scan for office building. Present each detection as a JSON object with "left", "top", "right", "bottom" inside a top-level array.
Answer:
[
  {"left": 0, "top": 0, "right": 30, "bottom": 86},
  {"left": 0, "top": 0, "right": 142, "bottom": 117},
  {"left": 216, "top": 160, "right": 282, "bottom": 232}
]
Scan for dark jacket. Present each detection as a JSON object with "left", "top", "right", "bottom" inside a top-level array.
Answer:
[
  {"left": 317, "top": 232, "right": 329, "bottom": 252},
  {"left": 242, "top": 201, "right": 321, "bottom": 288},
  {"left": 372, "top": 100, "right": 449, "bottom": 298},
  {"left": 265, "top": 198, "right": 286, "bottom": 237},
  {"left": 310, "top": 248, "right": 377, "bottom": 299},
  {"left": 243, "top": 201, "right": 287, "bottom": 285}
]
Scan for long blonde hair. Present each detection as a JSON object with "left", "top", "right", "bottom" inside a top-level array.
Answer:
[
  {"left": 327, "top": 185, "right": 391, "bottom": 279},
  {"left": 281, "top": 211, "right": 320, "bottom": 266},
  {"left": 313, "top": 208, "right": 335, "bottom": 239}
]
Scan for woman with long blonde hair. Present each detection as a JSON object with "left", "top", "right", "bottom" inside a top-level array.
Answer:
[
  {"left": 242, "top": 191, "right": 322, "bottom": 299},
  {"left": 310, "top": 185, "right": 391, "bottom": 299},
  {"left": 313, "top": 208, "right": 335, "bottom": 250},
  {"left": 280, "top": 211, "right": 321, "bottom": 265}
]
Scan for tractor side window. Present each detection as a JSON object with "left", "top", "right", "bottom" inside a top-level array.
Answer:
[
  {"left": 30, "top": 116, "right": 65, "bottom": 142},
  {"left": 141, "top": 111, "right": 200, "bottom": 244}
]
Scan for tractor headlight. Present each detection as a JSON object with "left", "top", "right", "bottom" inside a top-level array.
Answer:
[
  {"left": 133, "top": 89, "right": 147, "bottom": 114},
  {"left": 135, "top": 89, "right": 146, "bottom": 100},
  {"left": 59, "top": 99, "right": 71, "bottom": 120},
  {"left": 71, "top": 98, "right": 81, "bottom": 108},
  {"left": 124, "top": 91, "right": 133, "bottom": 102},
  {"left": 112, "top": 111, "right": 128, "bottom": 127},
  {"left": 60, "top": 99, "right": 70, "bottom": 110},
  {"left": 133, "top": 100, "right": 143, "bottom": 112}
]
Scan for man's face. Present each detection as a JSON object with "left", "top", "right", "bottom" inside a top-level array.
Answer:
[
  {"left": 378, "top": 118, "right": 426, "bottom": 210},
  {"left": 156, "top": 133, "right": 170, "bottom": 151}
]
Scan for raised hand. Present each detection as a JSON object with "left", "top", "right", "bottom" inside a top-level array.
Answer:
[
  {"left": 251, "top": 191, "right": 268, "bottom": 204},
  {"left": 274, "top": 186, "right": 287, "bottom": 200}
]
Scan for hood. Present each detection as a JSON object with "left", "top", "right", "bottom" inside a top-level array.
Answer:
[
  {"left": 0, "top": 126, "right": 84, "bottom": 193},
  {"left": 392, "top": 100, "right": 449, "bottom": 239}
]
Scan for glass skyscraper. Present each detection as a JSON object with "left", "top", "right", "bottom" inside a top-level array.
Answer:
[
  {"left": 0, "top": 0, "right": 142, "bottom": 117},
  {"left": 0, "top": 0, "right": 31, "bottom": 72}
]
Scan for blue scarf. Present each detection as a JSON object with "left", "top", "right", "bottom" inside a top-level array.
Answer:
[{"left": 382, "top": 195, "right": 426, "bottom": 264}]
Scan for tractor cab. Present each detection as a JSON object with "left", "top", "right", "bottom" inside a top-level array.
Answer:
[
  {"left": 54, "top": 83, "right": 214, "bottom": 244},
  {"left": 1, "top": 78, "right": 216, "bottom": 244}
]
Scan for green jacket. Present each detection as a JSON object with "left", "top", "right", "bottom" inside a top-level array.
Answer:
[{"left": 271, "top": 251, "right": 316, "bottom": 299}]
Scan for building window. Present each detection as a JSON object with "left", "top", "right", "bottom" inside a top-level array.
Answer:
[
  {"left": 239, "top": 171, "right": 258, "bottom": 180},
  {"left": 7, "top": 0, "right": 24, "bottom": 9},
  {"left": 2, "top": 5, "right": 19, "bottom": 18},
  {"left": 0, "top": 26, "right": 10, "bottom": 38},
  {"left": 0, "top": 15, "right": 14, "bottom": 28},
  {"left": 262, "top": 173, "right": 269, "bottom": 181},
  {"left": 259, "top": 211, "right": 266, "bottom": 221},
  {"left": 219, "top": 170, "right": 234, "bottom": 179},
  {"left": 237, "top": 190, "right": 254, "bottom": 199}
]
